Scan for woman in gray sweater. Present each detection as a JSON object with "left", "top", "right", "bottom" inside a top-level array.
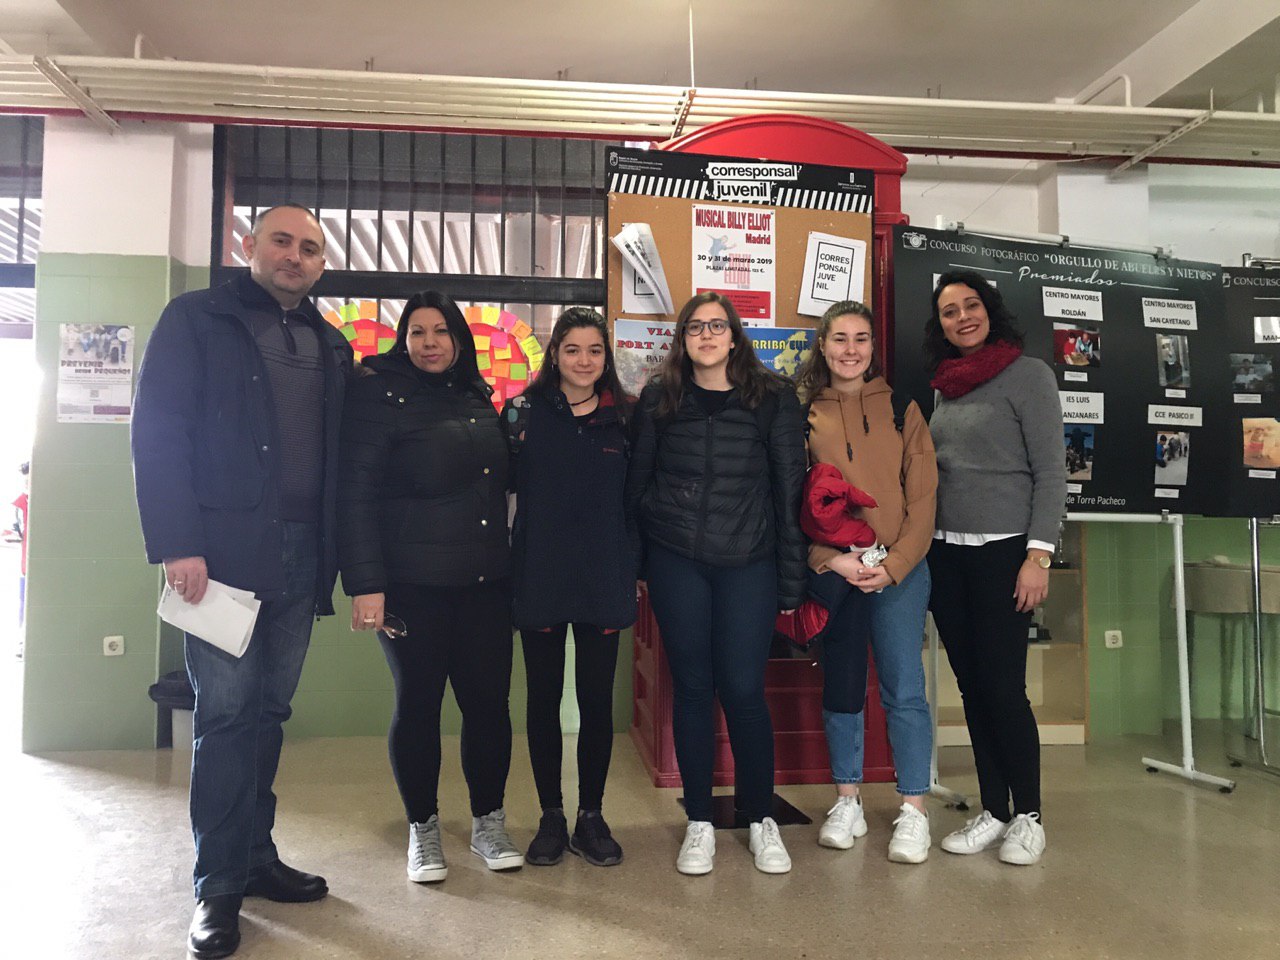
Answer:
[{"left": 923, "top": 270, "right": 1066, "bottom": 867}]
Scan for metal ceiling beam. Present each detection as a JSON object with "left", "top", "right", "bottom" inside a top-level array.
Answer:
[{"left": 2, "top": 55, "right": 1279, "bottom": 166}]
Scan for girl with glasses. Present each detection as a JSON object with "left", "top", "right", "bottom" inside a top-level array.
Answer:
[{"left": 626, "top": 291, "right": 807, "bottom": 875}]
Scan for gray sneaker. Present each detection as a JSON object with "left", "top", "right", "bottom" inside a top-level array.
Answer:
[
  {"left": 408, "top": 815, "right": 447, "bottom": 882},
  {"left": 470, "top": 808, "right": 524, "bottom": 871}
]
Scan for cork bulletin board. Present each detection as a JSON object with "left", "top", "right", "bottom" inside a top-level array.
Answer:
[{"left": 604, "top": 146, "right": 876, "bottom": 333}]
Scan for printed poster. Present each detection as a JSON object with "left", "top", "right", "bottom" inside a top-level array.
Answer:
[
  {"left": 747, "top": 327, "right": 815, "bottom": 379},
  {"left": 57, "top": 323, "right": 134, "bottom": 423},
  {"left": 614, "top": 318, "right": 674, "bottom": 398},
  {"left": 691, "top": 203, "right": 776, "bottom": 325},
  {"left": 798, "top": 232, "right": 867, "bottom": 317}
]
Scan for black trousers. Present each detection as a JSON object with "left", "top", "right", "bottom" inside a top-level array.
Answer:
[
  {"left": 928, "top": 537, "right": 1041, "bottom": 820},
  {"left": 521, "top": 623, "right": 620, "bottom": 813},
  {"left": 379, "top": 580, "right": 513, "bottom": 822}
]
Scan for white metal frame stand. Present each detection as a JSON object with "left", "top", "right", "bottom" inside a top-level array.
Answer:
[
  {"left": 1066, "top": 512, "right": 1235, "bottom": 792},
  {"left": 1225, "top": 517, "right": 1280, "bottom": 779}
]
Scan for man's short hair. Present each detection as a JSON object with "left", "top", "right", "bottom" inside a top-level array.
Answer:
[{"left": 251, "top": 204, "right": 325, "bottom": 250}]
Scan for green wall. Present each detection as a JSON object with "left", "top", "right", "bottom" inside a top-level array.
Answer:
[
  {"left": 22, "top": 253, "right": 630, "bottom": 750},
  {"left": 24, "top": 254, "right": 178, "bottom": 750},
  {"left": 1085, "top": 516, "right": 1280, "bottom": 738}
]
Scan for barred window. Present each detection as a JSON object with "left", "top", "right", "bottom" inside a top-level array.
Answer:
[{"left": 214, "top": 126, "right": 610, "bottom": 340}]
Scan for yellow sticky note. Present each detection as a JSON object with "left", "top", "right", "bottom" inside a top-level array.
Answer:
[
  {"left": 477, "top": 354, "right": 492, "bottom": 371},
  {"left": 495, "top": 345, "right": 512, "bottom": 360},
  {"left": 473, "top": 335, "right": 491, "bottom": 352},
  {"left": 358, "top": 300, "right": 377, "bottom": 320}
]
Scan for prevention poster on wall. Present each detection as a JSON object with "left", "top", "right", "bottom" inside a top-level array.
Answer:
[
  {"left": 57, "top": 323, "right": 134, "bottom": 423},
  {"left": 891, "top": 225, "right": 1230, "bottom": 516},
  {"left": 1217, "top": 267, "right": 1280, "bottom": 517}
]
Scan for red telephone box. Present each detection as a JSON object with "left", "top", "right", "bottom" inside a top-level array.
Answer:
[{"left": 628, "top": 115, "right": 910, "bottom": 787}]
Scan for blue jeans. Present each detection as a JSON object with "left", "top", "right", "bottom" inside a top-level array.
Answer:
[
  {"left": 822, "top": 559, "right": 933, "bottom": 796},
  {"left": 185, "top": 521, "right": 318, "bottom": 899},
  {"left": 645, "top": 543, "right": 777, "bottom": 823}
]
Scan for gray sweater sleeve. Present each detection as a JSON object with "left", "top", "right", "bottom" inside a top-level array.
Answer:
[{"left": 1014, "top": 358, "right": 1068, "bottom": 545}]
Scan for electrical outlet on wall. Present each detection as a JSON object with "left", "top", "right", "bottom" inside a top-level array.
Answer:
[
  {"left": 1104, "top": 630, "right": 1123, "bottom": 649},
  {"left": 103, "top": 635, "right": 125, "bottom": 656}
]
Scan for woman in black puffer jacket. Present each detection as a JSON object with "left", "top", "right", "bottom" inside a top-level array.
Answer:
[
  {"left": 338, "top": 291, "right": 522, "bottom": 884},
  {"left": 626, "top": 291, "right": 806, "bottom": 878}
]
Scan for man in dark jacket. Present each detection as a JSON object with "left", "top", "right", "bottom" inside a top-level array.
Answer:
[{"left": 132, "top": 204, "right": 353, "bottom": 960}]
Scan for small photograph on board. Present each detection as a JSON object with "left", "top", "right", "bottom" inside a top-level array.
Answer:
[
  {"left": 1154, "top": 431, "right": 1191, "bottom": 485},
  {"left": 1156, "top": 334, "right": 1190, "bottom": 389},
  {"left": 1052, "top": 325, "right": 1101, "bottom": 368},
  {"left": 1064, "top": 425, "right": 1095, "bottom": 481},
  {"left": 1243, "top": 418, "right": 1280, "bottom": 469},
  {"left": 1231, "top": 353, "right": 1274, "bottom": 393}
]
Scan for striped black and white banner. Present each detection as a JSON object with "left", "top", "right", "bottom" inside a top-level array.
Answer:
[{"left": 608, "top": 172, "right": 873, "bottom": 213}]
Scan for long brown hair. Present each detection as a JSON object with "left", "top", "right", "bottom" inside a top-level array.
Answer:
[
  {"left": 654, "top": 291, "right": 782, "bottom": 419},
  {"left": 794, "top": 300, "right": 879, "bottom": 404}
]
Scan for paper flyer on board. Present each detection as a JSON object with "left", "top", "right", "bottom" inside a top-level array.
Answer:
[
  {"left": 56, "top": 323, "right": 135, "bottom": 423},
  {"left": 613, "top": 318, "right": 675, "bottom": 397},
  {"left": 610, "top": 223, "right": 674, "bottom": 315},
  {"left": 798, "top": 232, "right": 867, "bottom": 317},
  {"left": 691, "top": 203, "right": 776, "bottom": 325}
]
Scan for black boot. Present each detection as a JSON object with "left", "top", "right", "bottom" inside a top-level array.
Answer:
[
  {"left": 526, "top": 808, "right": 569, "bottom": 866},
  {"left": 244, "top": 859, "right": 328, "bottom": 902},
  {"left": 569, "top": 810, "right": 623, "bottom": 866},
  {"left": 188, "top": 894, "right": 242, "bottom": 959}
]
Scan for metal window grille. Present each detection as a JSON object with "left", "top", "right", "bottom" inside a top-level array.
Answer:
[
  {"left": 0, "top": 116, "right": 41, "bottom": 330},
  {"left": 212, "top": 126, "right": 610, "bottom": 340}
]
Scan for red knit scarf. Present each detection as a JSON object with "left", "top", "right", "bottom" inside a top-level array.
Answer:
[{"left": 930, "top": 340, "right": 1023, "bottom": 399}]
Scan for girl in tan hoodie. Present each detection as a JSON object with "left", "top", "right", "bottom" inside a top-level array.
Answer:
[{"left": 796, "top": 300, "right": 938, "bottom": 863}]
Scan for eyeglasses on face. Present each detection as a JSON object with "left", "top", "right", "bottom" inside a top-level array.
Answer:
[{"left": 685, "top": 319, "right": 729, "bottom": 337}]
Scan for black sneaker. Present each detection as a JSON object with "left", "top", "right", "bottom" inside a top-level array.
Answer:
[
  {"left": 526, "top": 808, "right": 569, "bottom": 866},
  {"left": 569, "top": 810, "right": 623, "bottom": 866}
]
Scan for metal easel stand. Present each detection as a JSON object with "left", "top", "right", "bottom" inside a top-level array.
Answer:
[
  {"left": 925, "top": 615, "right": 969, "bottom": 810},
  {"left": 1067, "top": 511, "right": 1235, "bottom": 792},
  {"left": 1225, "top": 517, "right": 1280, "bottom": 779}
]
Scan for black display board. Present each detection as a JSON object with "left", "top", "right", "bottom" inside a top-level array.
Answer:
[
  {"left": 1217, "top": 267, "right": 1280, "bottom": 518},
  {"left": 891, "top": 225, "right": 1229, "bottom": 516}
]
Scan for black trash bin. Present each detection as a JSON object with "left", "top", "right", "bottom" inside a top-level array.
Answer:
[{"left": 149, "top": 670, "right": 195, "bottom": 748}]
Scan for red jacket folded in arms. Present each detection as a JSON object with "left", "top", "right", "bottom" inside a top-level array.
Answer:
[{"left": 800, "top": 463, "right": 878, "bottom": 549}]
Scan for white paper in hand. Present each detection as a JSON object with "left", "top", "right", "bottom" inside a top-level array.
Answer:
[{"left": 158, "top": 578, "right": 261, "bottom": 658}]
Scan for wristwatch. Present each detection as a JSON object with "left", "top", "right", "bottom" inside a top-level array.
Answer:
[{"left": 1030, "top": 554, "right": 1052, "bottom": 569}]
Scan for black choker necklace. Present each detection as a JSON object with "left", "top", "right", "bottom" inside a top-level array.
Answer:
[{"left": 569, "top": 394, "right": 596, "bottom": 407}]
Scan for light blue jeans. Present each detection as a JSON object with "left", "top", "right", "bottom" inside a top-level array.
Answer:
[{"left": 822, "top": 559, "right": 933, "bottom": 796}]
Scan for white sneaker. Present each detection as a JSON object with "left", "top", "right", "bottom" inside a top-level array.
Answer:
[
  {"left": 998, "top": 812, "right": 1045, "bottom": 865},
  {"left": 407, "top": 815, "right": 447, "bottom": 882},
  {"left": 887, "top": 803, "right": 931, "bottom": 864},
  {"left": 470, "top": 809, "right": 524, "bottom": 870},
  {"left": 818, "top": 795, "right": 868, "bottom": 849},
  {"left": 748, "top": 817, "right": 792, "bottom": 874},
  {"left": 940, "top": 810, "right": 1007, "bottom": 855},
  {"left": 676, "top": 820, "right": 716, "bottom": 875}
]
